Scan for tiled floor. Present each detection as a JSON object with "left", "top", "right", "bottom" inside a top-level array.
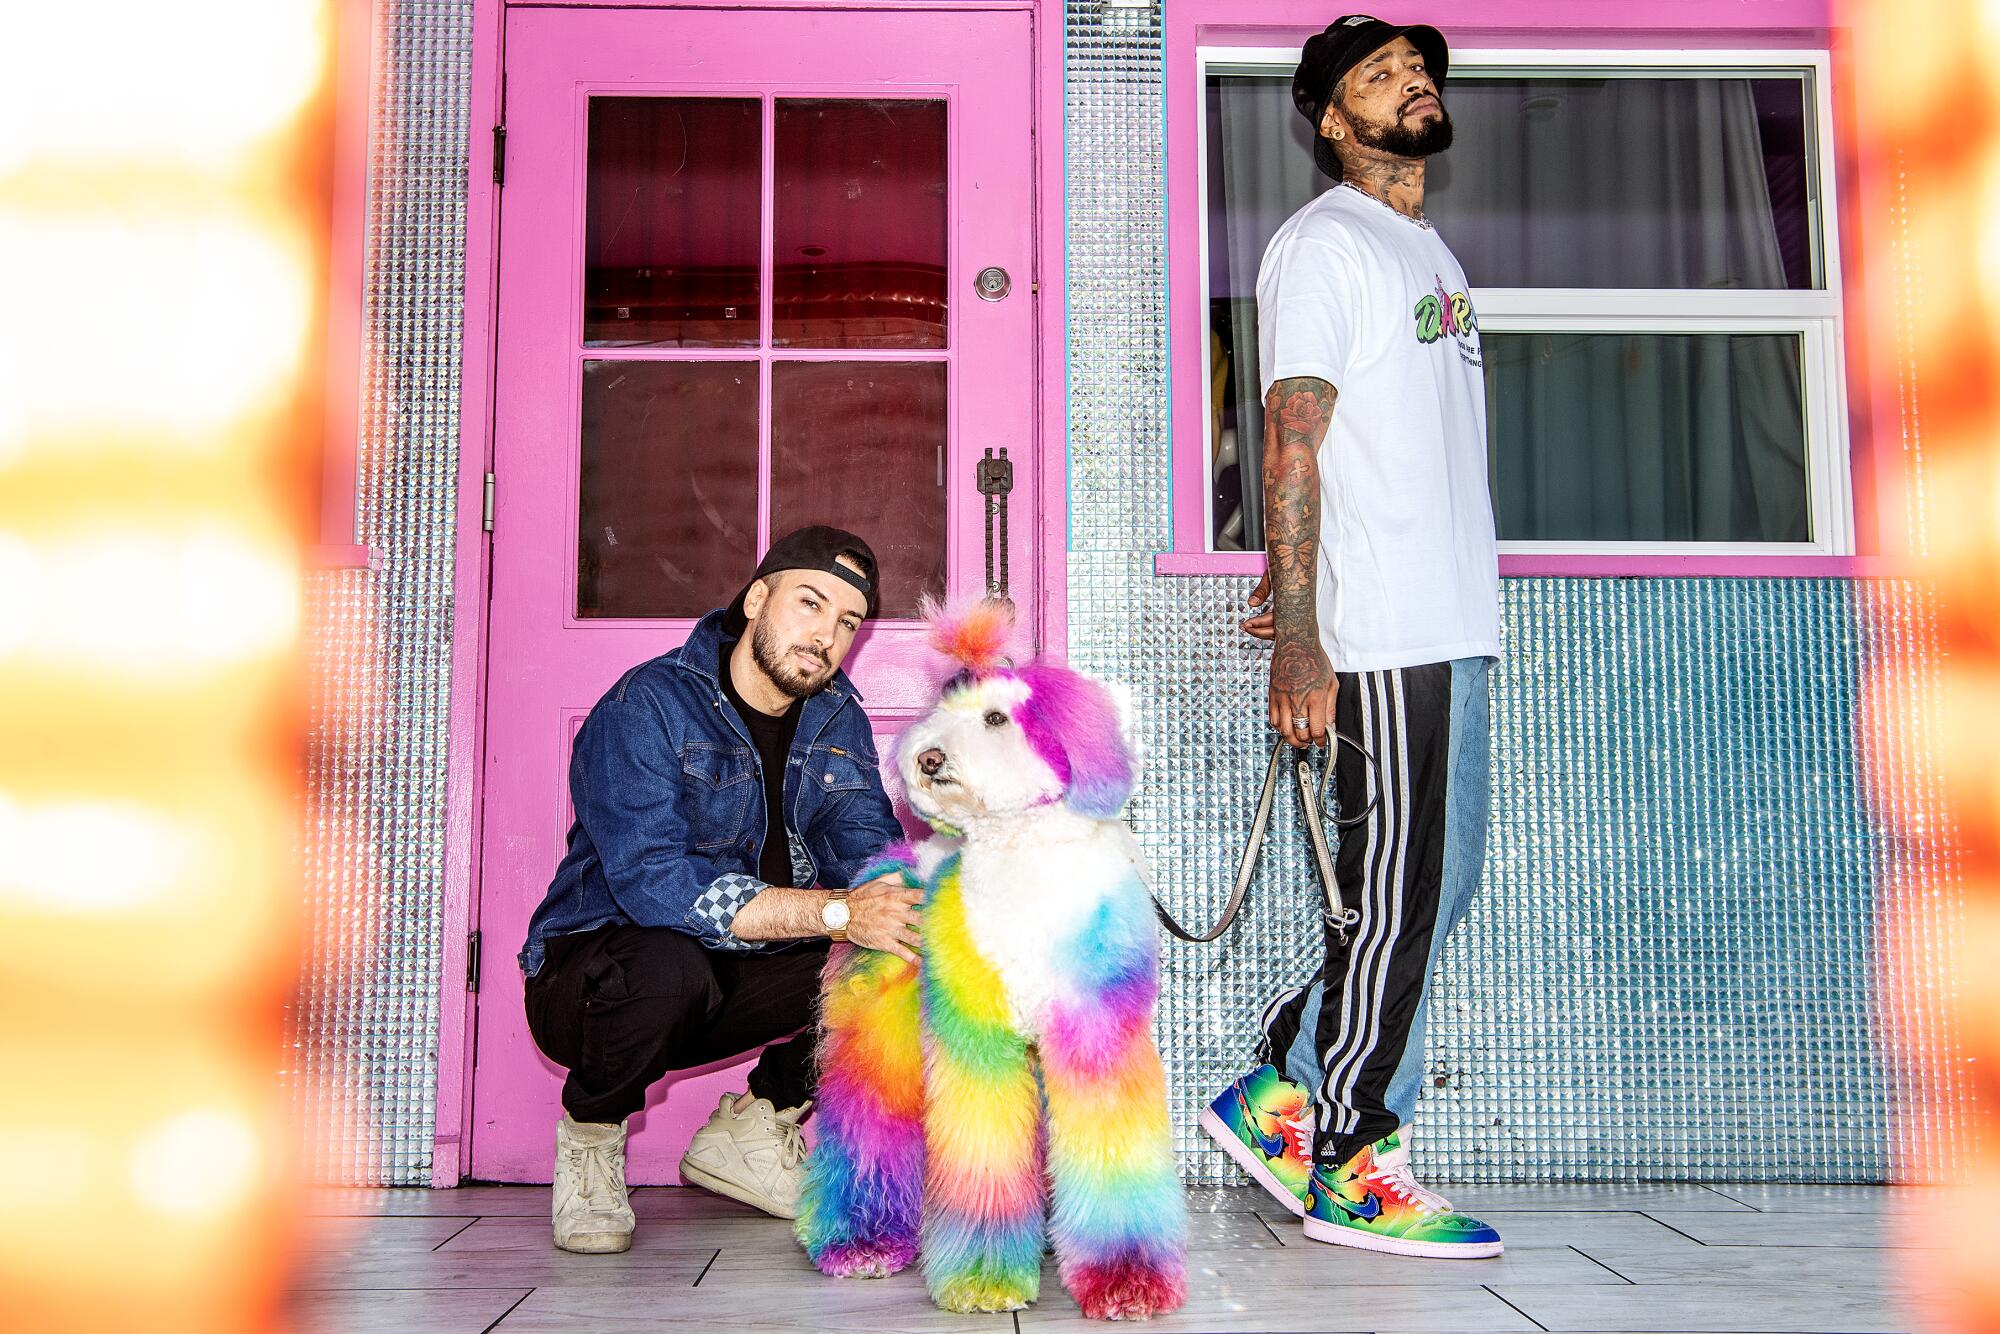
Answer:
[{"left": 294, "top": 1183, "right": 1945, "bottom": 1333}]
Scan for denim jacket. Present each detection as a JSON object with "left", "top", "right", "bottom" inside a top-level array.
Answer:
[{"left": 519, "top": 610, "right": 903, "bottom": 977}]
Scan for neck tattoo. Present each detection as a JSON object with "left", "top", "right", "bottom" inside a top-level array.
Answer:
[{"left": 1339, "top": 180, "right": 1431, "bottom": 230}]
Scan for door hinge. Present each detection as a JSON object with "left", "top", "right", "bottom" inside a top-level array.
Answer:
[
  {"left": 492, "top": 124, "right": 506, "bottom": 185},
  {"left": 466, "top": 931, "right": 482, "bottom": 992},
  {"left": 482, "top": 471, "right": 495, "bottom": 532}
]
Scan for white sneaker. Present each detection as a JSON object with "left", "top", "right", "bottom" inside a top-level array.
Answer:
[
  {"left": 552, "top": 1114, "right": 636, "bottom": 1253},
  {"left": 677, "top": 1093, "right": 809, "bottom": 1219}
]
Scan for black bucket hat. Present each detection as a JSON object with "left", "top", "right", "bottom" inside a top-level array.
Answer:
[
  {"left": 722, "top": 525, "right": 881, "bottom": 637},
  {"left": 1293, "top": 15, "right": 1450, "bottom": 180}
]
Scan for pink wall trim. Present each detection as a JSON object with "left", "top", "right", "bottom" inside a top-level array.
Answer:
[
  {"left": 434, "top": 0, "right": 506, "bottom": 1188},
  {"left": 1035, "top": 0, "right": 1067, "bottom": 662},
  {"left": 1187, "top": 0, "right": 1833, "bottom": 49},
  {"left": 512, "top": 0, "right": 1031, "bottom": 6},
  {"left": 1153, "top": 552, "right": 1898, "bottom": 579},
  {"left": 1827, "top": 34, "right": 1892, "bottom": 555},
  {"left": 1163, "top": 0, "right": 1862, "bottom": 574}
]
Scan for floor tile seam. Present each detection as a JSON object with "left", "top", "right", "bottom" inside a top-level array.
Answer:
[
  {"left": 1667, "top": 1241, "right": 1923, "bottom": 1251},
  {"left": 1699, "top": 1183, "right": 1766, "bottom": 1211},
  {"left": 1565, "top": 1245, "right": 1639, "bottom": 1284},
  {"left": 1635, "top": 1212, "right": 1712, "bottom": 1246},
  {"left": 479, "top": 1287, "right": 538, "bottom": 1332},
  {"left": 1490, "top": 1279, "right": 1913, "bottom": 1294},
  {"left": 1482, "top": 1284, "right": 1552, "bottom": 1331},
  {"left": 293, "top": 1285, "right": 539, "bottom": 1292},
  {"left": 432, "top": 1218, "right": 481, "bottom": 1250}
]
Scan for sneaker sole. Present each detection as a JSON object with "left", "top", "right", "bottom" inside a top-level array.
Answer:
[
  {"left": 678, "top": 1161, "right": 798, "bottom": 1220},
  {"left": 553, "top": 1229, "right": 632, "bottom": 1254},
  {"left": 1300, "top": 1215, "right": 1504, "bottom": 1259},
  {"left": 1197, "top": 1105, "right": 1306, "bottom": 1218}
]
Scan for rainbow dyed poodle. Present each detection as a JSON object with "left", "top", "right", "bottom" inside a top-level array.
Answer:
[{"left": 795, "top": 600, "right": 1188, "bottom": 1320}]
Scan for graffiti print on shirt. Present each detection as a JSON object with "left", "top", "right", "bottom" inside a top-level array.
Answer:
[{"left": 1414, "top": 275, "right": 1482, "bottom": 368}]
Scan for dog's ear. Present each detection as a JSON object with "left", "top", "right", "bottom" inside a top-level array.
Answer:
[
  {"left": 1015, "top": 666, "right": 1137, "bottom": 820},
  {"left": 1100, "top": 677, "right": 1144, "bottom": 784}
]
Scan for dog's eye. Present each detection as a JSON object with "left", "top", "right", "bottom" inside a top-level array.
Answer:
[{"left": 983, "top": 710, "right": 1009, "bottom": 728}]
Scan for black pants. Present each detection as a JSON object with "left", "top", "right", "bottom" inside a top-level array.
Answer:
[
  {"left": 1258, "top": 662, "right": 1475, "bottom": 1170},
  {"left": 524, "top": 925, "right": 828, "bottom": 1125}
]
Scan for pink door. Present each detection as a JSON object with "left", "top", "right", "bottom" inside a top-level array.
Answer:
[{"left": 471, "top": 5, "right": 1041, "bottom": 1183}]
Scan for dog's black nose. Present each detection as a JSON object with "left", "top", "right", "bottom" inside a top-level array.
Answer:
[{"left": 917, "top": 748, "right": 946, "bottom": 777}]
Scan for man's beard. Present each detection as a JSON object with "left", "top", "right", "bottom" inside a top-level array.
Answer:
[
  {"left": 1351, "top": 96, "right": 1453, "bottom": 158},
  {"left": 750, "top": 615, "right": 834, "bottom": 700}
]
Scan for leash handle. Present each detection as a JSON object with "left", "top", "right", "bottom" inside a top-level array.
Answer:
[{"left": 1153, "top": 732, "right": 1378, "bottom": 945}]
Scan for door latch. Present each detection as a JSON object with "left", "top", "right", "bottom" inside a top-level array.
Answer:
[{"left": 976, "top": 447, "right": 1014, "bottom": 601}]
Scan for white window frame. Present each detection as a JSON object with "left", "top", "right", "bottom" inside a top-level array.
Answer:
[{"left": 1194, "top": 46, "right": 1852, "bottom": 557}]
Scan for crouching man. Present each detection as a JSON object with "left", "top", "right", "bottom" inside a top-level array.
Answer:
[{"left": 518, "top": 526, "right": 921, "bottom": 1253}]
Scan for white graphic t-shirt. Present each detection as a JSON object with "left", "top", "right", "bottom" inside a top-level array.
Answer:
[{"left": 1256, "top": 183, "right": 1501, "bottom": 672}]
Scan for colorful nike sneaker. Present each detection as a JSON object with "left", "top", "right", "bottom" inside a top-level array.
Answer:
[
  {"left": 1198, "top": 1064, "right": 1315, "bottom": 1216},
  {"left": 1301, "top": 1131, "right": 1503, "bottom": 1258}
]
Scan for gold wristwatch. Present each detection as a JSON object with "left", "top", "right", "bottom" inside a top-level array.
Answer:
[{"left": 820, "top": 891, "right": 851, "bottom": 942}]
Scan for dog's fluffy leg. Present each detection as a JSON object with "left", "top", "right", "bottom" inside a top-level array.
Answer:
[
  {"left": 920, "top": 855, "right": 1045, "bottom": 1314},
  {"left": 1041, "top": 887, "right": 1189, "bottom": 1321},
  {"left": 796, "top": 849, "right": 926, "bottom": 1278}
]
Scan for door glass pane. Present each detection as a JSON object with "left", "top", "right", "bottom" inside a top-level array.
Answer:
[
  {"left": 1484, "top": 332, "right": 1809, "bottom": 543},
  {"left": 773, "top": 100, "right": 947, "bottom": 349},
  {"left": 578, "top": 360, "right": 759, "bottom": 617},
  {"left": 770, "top": 361, "right": 947, "bottom": 615},
  {"left": 584, "top": 97, "right": 761, "bottom": 348}
]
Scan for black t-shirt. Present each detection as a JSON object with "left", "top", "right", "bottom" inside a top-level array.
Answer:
[{"left": 718, "top": 641, "right": 803, "bottom": 887}]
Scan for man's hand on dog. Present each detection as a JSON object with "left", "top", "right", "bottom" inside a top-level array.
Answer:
[{"left": 846, "top": 873, "right": 924, "bottom": 962}]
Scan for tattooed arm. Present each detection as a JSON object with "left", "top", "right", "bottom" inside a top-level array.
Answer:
[{"left": 1254, "top": 377, "right": 1338, "bottom": 747}]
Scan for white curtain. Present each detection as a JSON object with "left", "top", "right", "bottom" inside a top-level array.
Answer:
[{"left": 1209, "top": 75, "right": 1809, "bottom": 548}]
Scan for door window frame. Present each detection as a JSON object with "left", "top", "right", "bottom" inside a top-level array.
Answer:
[{"left": 561, "top": 81, "right": 958, "bottom": 629}]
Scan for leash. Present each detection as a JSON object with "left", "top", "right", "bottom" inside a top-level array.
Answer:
[{"left": 1153, "top": 733, "right": 1379, "bottom": 945}]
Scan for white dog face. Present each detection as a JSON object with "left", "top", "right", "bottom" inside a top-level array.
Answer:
[
  {"left": 897, "top": 662, "right": 1140, "bottom": 831},
  {"left": 898, "top": 676, "right": 1062, "bottom": 828}
]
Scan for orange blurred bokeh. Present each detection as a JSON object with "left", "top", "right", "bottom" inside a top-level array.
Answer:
[
  {"left": 1847, "top": 0, "right": 2000, "bottom": 1329},
  {"left": 0, "top": 1, "right": 331, "bottom": 1327}
]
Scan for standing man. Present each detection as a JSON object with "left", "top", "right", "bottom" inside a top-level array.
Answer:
[
  {"left": 1198, "top": 17, "right": 1505, "bottom": 1258},
  {"left": 519, "top": 526, "right": 920, "bottom": 1253}
]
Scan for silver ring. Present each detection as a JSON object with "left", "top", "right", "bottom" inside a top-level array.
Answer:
[{"left": 1291, "top": 716, "right": 1309, "bottom": 727}]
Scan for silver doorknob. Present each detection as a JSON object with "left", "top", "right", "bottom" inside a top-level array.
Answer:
[{"left": 974, "top": 266, "right": 1011, "bottom": 301}]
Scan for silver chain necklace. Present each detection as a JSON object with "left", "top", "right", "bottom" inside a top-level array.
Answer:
[{"left": 1339, "top": 180, "right": 1432, "bottom": 231}]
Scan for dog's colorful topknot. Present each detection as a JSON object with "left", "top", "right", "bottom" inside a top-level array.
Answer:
[{"left": 924, "top": 596, "right": 1018, "bottom": 678}]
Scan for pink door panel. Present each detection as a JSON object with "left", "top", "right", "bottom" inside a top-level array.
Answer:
[{"left": 473, "top": 5, "right": 1039, "bottom": 1184}]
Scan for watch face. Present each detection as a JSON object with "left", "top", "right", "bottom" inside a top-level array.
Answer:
[{"left": 824, "top": 898, "right": 850, "bottom": 931}]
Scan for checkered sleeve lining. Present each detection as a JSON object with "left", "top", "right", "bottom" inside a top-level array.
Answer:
[{"left": 688, "top": 873, "right": 766, "bottom": 950}]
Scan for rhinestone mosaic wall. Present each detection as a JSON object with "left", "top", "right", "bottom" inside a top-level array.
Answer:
[
  {"left": 291, "top": 0, "right": 1960, "bottom": 1187},
  {"left": 292, "top": 0, "right": 474, "bottom": 1185},
  {"left": 1133, "top": 576, "right": 1958, "bottom": 1183}
]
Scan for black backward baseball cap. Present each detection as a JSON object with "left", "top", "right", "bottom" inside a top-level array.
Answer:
[
  {"left": 1293, "top": 15, "right": 1450, "bottom": 180},
  {"left": 722, "top": 525, "right": 881, "bottom": 637}
]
